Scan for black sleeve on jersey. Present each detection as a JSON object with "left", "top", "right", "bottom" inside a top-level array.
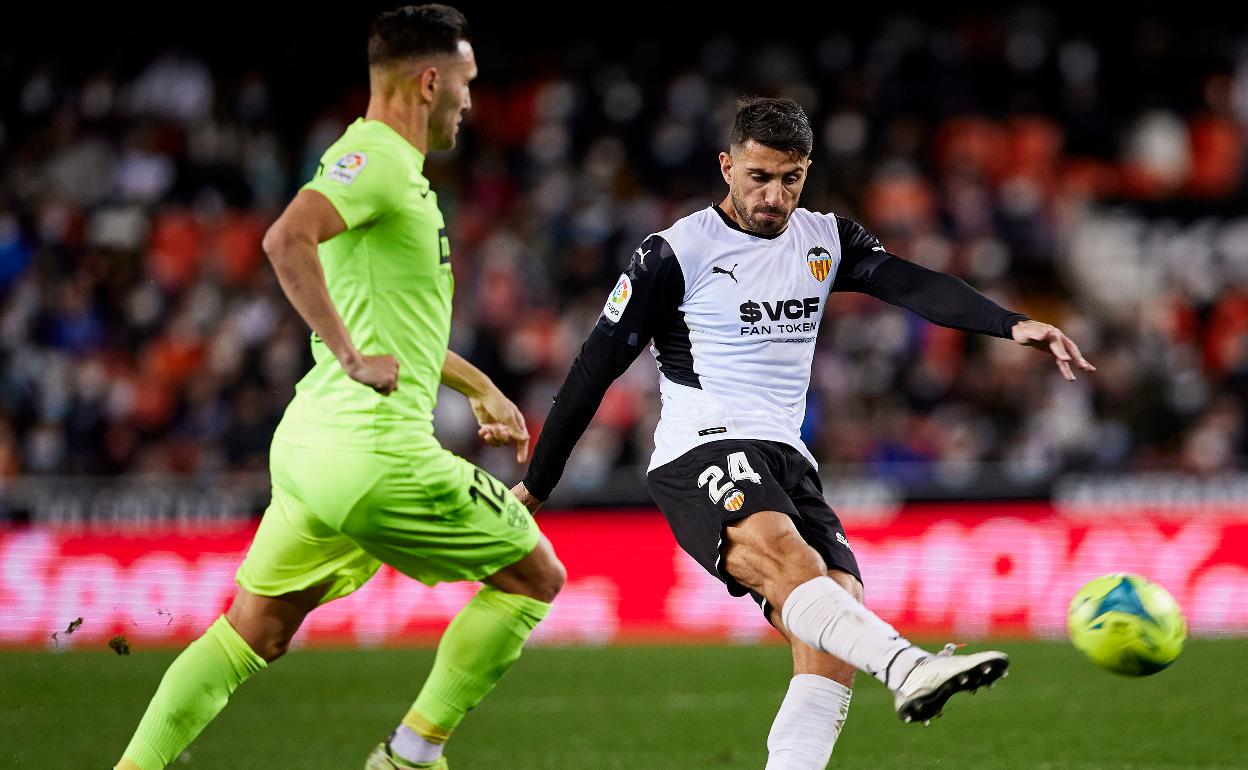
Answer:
[
  {"left": 522, "top": 328, "right": 644, "bottom": 502},
  {"left": 523, "top": 235, "right": 684, "bottom": 502},
  {"left": 831, "top": 217, "right": 1029, "bottom": 339},
  {"left": 595, "top": 234, "right": 685, "bottom": 346}
]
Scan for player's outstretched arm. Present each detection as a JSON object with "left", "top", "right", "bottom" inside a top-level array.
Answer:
[
  {"left": 442, "top": 350, "right": 530, "bottom": 462},
  {"left": 516, "top": 234, "right": 681, "bottom": 512},
  {"left": 831, "top": 215, "right": 1094, "bottom": 381},
  {"left": 511, "top": 329, "right": 644, "bottom": 513},
  {"left": 263, "top": 189, "right": 399, "bottom": 395}
]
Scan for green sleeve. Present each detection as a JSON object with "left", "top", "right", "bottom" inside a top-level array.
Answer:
[{"left": 302, "top": 146, "right": 407, "bottom": 230}]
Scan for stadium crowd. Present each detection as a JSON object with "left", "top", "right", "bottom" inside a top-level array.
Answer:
[{"left": 1, "top": 10, "right": 1245, "bottom": 496}]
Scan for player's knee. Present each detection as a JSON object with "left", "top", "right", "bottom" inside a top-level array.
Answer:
[
  {"left": 529, "top": 555, "right": 566, "bottom": 603},
  {"left": 725, "top": 536, "right": 823, "bottom": 604},
  {"left": 256, "top": 633, "right": 294, "bottom": 663},
  {"left": 489, "top": 541, "right": 566, "bottom": 603},
  {"left": 226, "top": 617, "right": 294, "bottom": 663}
]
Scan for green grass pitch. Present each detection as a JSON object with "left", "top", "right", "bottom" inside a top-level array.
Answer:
[{"left": 3, "top": 640, "right": 1245, "bottom": 768}]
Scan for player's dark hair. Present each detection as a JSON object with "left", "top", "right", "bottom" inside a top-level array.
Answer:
[
  {"left": 368, "top": 4, "right": 471, "bottom": 66},
  {"left": 730, "top": 96, "right": 813, "bottom": 158}
]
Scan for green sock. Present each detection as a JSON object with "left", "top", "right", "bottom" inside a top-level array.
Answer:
[
  {"left": 405, "top": 586, "right": 551, "bottom": 741},
  {"left": 117, "top": 615, "right": 266, "bottom": 770}
]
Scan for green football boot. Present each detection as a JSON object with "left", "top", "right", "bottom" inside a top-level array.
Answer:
[{"left": 364, "top": 740, "right": 448, "bottom": 770}]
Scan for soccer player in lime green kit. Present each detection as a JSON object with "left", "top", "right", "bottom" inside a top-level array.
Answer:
[{"left": 113, "top": 7, "right": 565, "bottom": 770}]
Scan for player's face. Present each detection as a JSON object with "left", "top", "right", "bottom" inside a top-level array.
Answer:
[
  {"left": 429, "top": 40, "right": 477, "bottom": 151},
  {"left": 720, "top": 141, "right": 810, "bottom": 235}
]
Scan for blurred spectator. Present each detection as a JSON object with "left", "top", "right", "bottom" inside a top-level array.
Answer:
[{"left": 0, "top": 8, "right": 1245, "bottom": 498}]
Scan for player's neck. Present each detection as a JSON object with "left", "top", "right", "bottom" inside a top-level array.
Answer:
[
  {"left": 365, "top": 99, "right": 430, "bottom": 156},
  {"left": 717, "top": 195, "right": 742, "bottom": 227}
]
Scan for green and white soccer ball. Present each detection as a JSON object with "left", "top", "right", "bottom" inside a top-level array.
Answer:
[{"left": 1067, "top": 573, "right": 1186, "bottom": 676}]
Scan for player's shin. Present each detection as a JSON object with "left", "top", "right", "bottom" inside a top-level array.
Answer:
[
  {"left": 765, "top": 674, "right": 852, "bottom": 770},
  {"left": 779, "top": 576, "right": 928, "bottom": 690},
  {"left": 114, "top": 616, "right": 266, "bottom": 770},
  {"left": 390, "top": 586, "right": 550, "bottom": 763}
]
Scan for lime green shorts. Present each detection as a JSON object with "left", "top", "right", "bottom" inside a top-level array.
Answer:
[{"left": 236, "top": 439, "right": 540, "bottom": 604}]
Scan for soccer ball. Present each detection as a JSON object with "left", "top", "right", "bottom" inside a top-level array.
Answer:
[{"left": 1067, "top": 573, "right": 1186, "bottom": 676}]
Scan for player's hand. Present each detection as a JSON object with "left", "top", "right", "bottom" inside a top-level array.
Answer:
[
  {"left": 510, "top": 482, "right": 543, "bottom": 514},
  {"left": 343, "top": 353, "right": 400, "bottom": 395},
  {"left": 469, "top": 388, "right": 530, "bottom": 462},
  {"left": 1011, "top": 320, "right": 1096, "bottom": 382}
]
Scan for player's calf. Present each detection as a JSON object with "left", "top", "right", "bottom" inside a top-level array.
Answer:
[
  {"left": 725, "top": 512, "right": 925, "bottom": 688},
  {"left": 378, "top": 541, "right": 563, "bottom": 768},
  {"left": 725, "top": 511, "right": 1008, "bottom": 724}
]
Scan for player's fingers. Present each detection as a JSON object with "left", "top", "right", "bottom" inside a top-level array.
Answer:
[
  {"left": 1057, "top": 357, "right": 1075, "bottom": 381},
  {"left": 507, "top": 413, "right": 529, "bottom": 441},
  {"left": 1063, "top": 334, "right": 1096, "bottom": 371},
  {"left": 1047, "top": 335, "right": 1072, "bottom": 362},
  {"left": 489, "top": 423, "right": 515, "bottom": 446}
]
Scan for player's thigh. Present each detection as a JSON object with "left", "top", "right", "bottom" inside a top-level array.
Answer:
[
  {"left": 343, "top": 445, "right": 541, "bottom": 586},
  {"left": 722, "top": 509, "right": 827, "bottom": 594},
  {"left": 236, "top": 445, "right": 384, "bottom": 607},
  {"left": 787, "top": 468, "right": 864, "bottom": 590},
  {"left": 648, "top": 439, "right": 810, "bottom": 600}
]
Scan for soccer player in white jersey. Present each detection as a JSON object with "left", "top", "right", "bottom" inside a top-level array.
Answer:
[{"left": 513, "top": 97, "right": 1095, "bottom": 769}]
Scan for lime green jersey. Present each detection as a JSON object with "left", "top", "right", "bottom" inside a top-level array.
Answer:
[{"left": 275, "top": 118, "right": 453, "bottom": 451}]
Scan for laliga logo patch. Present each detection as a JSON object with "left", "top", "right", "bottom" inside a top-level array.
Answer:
[
  {"left": 723, "top": 488, "right": 745, "bottom": 512},
  {"left": 807, "top": 246, "right": 832, "bottom": 282},
  {"left": 603, "top": 273, "right": 632, "bottom": 322},
  {"left": 326, "top": 152, "right": 368, "bottom": 184}
]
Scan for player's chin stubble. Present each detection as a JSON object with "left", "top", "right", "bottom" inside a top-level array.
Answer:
[{"left": 731, "top": 191, "right": 787, "bottom": 235}]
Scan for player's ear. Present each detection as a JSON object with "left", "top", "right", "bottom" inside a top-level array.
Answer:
[
  {"left": 719, "top": 151, "right": 733, "bottom": 185},
  {"left": 417, "top": 66, "right": 439, "bottom": 104}
]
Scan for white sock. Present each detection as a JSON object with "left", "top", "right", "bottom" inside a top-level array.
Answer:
[
  {"left": 779, "top": 576, "right": 929, "bottom": 689},
  {"left": 765, "top": 674, "right": 852, "bottom": 770},
  {"left": 389, "top": 724, "right": 444, "bottom": 764}
]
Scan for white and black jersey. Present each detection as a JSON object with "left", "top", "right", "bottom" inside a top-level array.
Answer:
[
  {"left": 600, "top": 205, "right": 860, "bottom": 470},
  {"left": 523, "top": 203, "right": 1027, "bottom": 501}
]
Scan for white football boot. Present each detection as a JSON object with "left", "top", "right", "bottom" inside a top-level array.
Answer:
[{"left": 894, "top": 643, "right": 1009, "bottom": 725}]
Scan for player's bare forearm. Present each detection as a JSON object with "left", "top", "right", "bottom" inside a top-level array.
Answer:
[
  {"left": 265, "top": 233, "right": 358, "bottom": 365},
  {"left": 441, "top": 349, "right": 494, "bottom": 399},
  {"left": 443, "top": 350, "right": 531, "bottom": 461},
  {"left": 264, "top": 190, "right": 398, "bottom": 394}
]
